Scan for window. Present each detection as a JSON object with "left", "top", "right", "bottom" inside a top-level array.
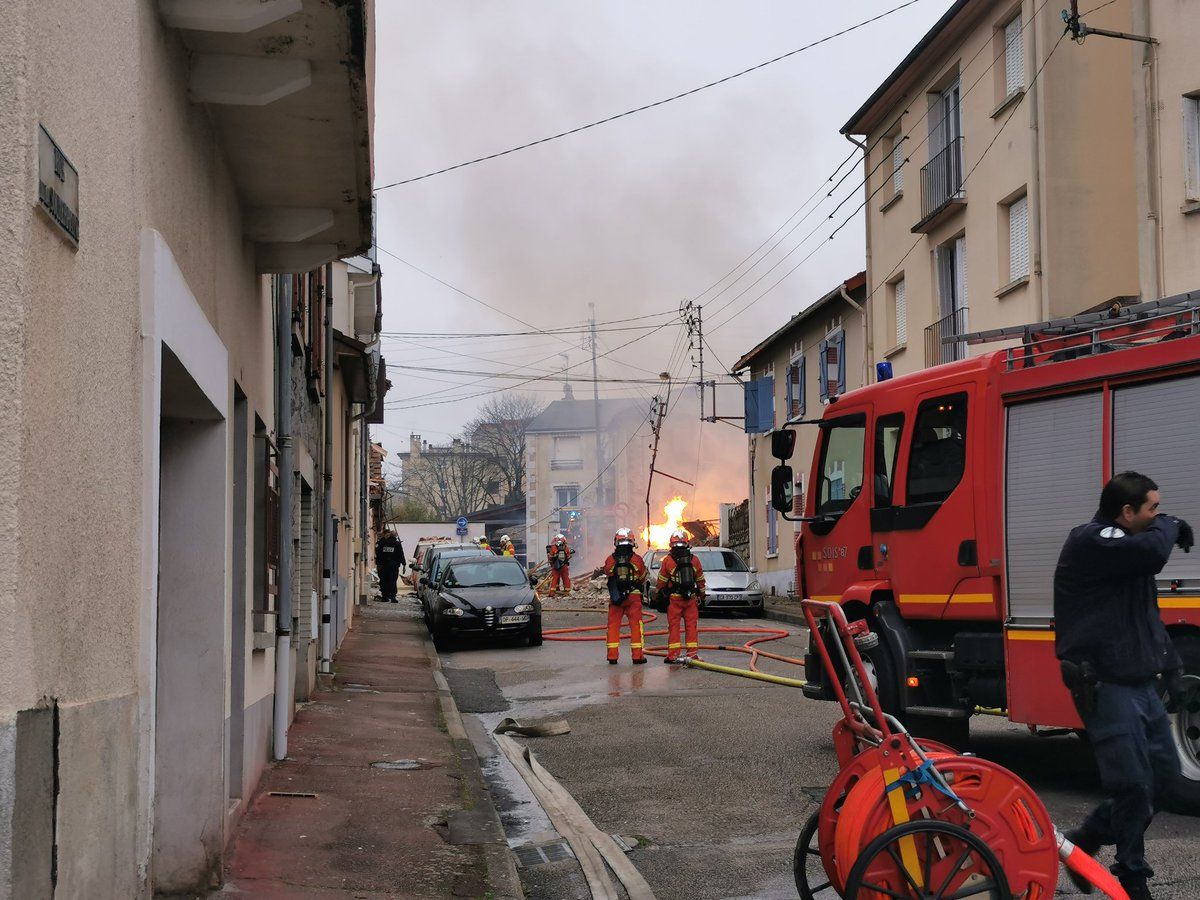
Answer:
[
  {"left": 786, "top": 354, "right": 806, "bottom": 421},
  {"left": 888, "top": 131, "right": 905, "bottom": 196},
  {"left": 1003, "top": 15, "right": 1024, "bottom": 98},
  {"left": 906, "top": 394, "right": 968, "bottom": 505},
  {"left": 816, "top": 416, "right": 866, "bottom": 516},
  {"left": 1185, "top": 94, "right": 1200, "bottom": 202},
  {"left": 818, "top": 331, "right": 847, "bottom": 401},
  {"left": 891, "top": 277, "right": 907, "bottom": 346},
  {"left": 933, "top": 236, "right": 968, "bottom": 364},
  {"left": 551, "top": 435, "right": 582, "bottom": 469},
  {"left": 873, "top": 414, "right": 905, "bottom": 508},
  {"left": 555, "top": 485, "right": 580, "bottom": 531},
  {"left": 691, "top": 549, "right": 749, "bottom": 572},
  {"left": 1007, "top": 194, "right": 1030, "bottom": 281}
]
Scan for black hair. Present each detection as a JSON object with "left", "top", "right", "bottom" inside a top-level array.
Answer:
[{"left": 1099, "top": 471, "right": 1158, "bottom": 520}]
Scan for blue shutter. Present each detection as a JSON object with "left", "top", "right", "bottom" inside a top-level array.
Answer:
[
  {"left": 744, "top": 377, "right": 763, "bottom": 433},
  {"left": 798, "top": 356, "right": 806, "bottom": 417},
  {"left": 817, "top": 340, "right": 828, "bottom": 402},
  {"left": 760, "top": 374, "right": 775, "bottom": 433},
  {"left": 837, "top": 331, "right": 847, "bottom": 394}
]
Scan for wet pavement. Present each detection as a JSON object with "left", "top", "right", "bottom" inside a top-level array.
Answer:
[{"left": 433, "top": 600, "right": 1200, "bottom": 899}]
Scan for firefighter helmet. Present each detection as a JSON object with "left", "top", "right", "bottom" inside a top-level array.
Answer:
[
  {"left": 669, "top": 529, "right": 690, "bottom": 549},
  {"left": 614, "top": 527, "right": 635, "bottom": 547},
  {"left": 501, "top": 534, "right": 510, "bottom": 542},
  {"left": 553, "top": 533, "right": 566, "bottom": 544}
]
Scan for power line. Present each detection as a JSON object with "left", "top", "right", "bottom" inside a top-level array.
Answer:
[{"left": 373, "top": 0, "right": 934, "bottom": 190}]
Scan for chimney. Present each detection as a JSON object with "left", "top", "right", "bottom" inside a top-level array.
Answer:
[
  {"left": 409, "top": 434, "right": 421, "bottom": 457},
  {"left": 563, "top": 382, "right": 575, "bottom": 400}
]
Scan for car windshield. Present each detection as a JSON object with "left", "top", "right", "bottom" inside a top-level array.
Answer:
[
  {"left": 445, "top": 560, "right": 528, "bottom": 588},
  {"left": 432, "top": 550, "right": 489, "bottom": 577},
  {"left": 648, "top": 551, "right": 665, "bottom": 569},
  {"left": 690, "top": 549, "right": 749, "bottom": 572}
]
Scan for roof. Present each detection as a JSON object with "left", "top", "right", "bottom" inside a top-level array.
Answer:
[
  {"left": 841, "top": 0, "right": 976, "bottom": 136},
  {"left": 525, "top": 398, "right": 646, "bottom": 434},
  {"left": 733, "top": 272, "right": 866, "bottom": 372}
]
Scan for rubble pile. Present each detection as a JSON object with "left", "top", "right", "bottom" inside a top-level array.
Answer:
[{"left": 537, "top": 570, "right": 611, "bottom": 611}]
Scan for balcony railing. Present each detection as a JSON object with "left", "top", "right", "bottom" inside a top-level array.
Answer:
[
  {"left": 925, "top": 306, "right": 970, "bottom": 367},
  {"left": 919, "top": 137, "right": 965, "bottom": 224}
]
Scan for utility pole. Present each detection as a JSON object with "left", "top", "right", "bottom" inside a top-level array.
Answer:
[
  {"left": 587, "top": 304, "right": 603, "bottom": 507},
  {"left": 696, "top": 303, "right": 704, "bottom": 422},
  {"left": 645, "top": 378, "right": 669, "bottom": 538}
]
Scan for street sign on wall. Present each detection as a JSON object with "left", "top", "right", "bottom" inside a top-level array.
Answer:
[{"left": 37, "top": 124, "right": 79, "bottom": 246}]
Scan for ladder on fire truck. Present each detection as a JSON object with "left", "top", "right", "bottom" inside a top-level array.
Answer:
[{"left": 945, "top": 289, "right": 1200, "bottom": 370}]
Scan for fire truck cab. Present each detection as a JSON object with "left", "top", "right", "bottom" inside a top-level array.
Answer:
[{"left": 772, "top": 292, "right": 1200, "bottom": 812}]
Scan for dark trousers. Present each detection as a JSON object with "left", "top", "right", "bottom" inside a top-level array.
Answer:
[
  {"left": 1077, "top": 680, "right": 1179, "bottom": 880},
  {"left": 379, "top": 566, "right": 400, "bottom": 601}
]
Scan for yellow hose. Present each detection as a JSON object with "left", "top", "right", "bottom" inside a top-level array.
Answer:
[{"left": 683, "top": 658, "right": 807, "bottom": 688}]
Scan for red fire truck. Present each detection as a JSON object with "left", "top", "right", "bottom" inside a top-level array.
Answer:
[{"left": 769, "top": 292, "right": 1200, "bottom": 812}]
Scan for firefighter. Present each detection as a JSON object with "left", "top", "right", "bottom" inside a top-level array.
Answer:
[
  {"left": 657, "top": 529, "right": 706, "bottom": 663},
  {"left": 603, "top": 528, "right": 647, "bottom": 665},
  {"left": 374, "top": 530, "right": 406, "bottom": 603},
  {"left": 1055, "top": 472, "right": 1195, "bottom": 900},
  {"left": 500, "top": 534, "right": 516, "bottom": 557},
  {"left": 546, "top": 533, "right": 573, "bottom": 596},
  {"left": 477, "top": 535, "right": 491, "bottom": 553}
]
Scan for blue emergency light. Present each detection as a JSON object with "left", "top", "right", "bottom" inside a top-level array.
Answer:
[{"left": 876, "top": 361, "right": 893, "bottom": 382}]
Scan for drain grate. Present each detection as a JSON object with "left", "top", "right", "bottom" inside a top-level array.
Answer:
[{"left": 513, "top": 841, "right": 575, "bottom": 868}]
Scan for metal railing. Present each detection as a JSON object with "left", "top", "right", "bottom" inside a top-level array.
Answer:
[
  {"left": 920, "top": 137, "right": 964, "bottom": 222},
  {"left": 925, "top": 306, "right": 970, "bottom": 367}
]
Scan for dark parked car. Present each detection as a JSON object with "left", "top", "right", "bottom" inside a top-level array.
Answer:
[
  {"left": 428, "top": 557, "right": 543, "bottom": 650},
  {"left": 418, "top": 545, "right": 491, "bottom": 620}
]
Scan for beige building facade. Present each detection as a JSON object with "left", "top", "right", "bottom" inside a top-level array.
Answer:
[
  {"left": 524, "top": 396, "right": 650, "bottom": 570},
  {"left": 843, "top": 0, "right": 1142, "bottom": 377},
  {"left": 734, "top": 275, "right": 868, "bottom": 595},
  {"left": 0, "top": 2, "right": 375, "bottom": 895}
]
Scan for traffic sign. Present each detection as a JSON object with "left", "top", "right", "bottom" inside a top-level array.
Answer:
[
  {"left": 456, "top": 527, "right": 468, "bottom": 537},
  {"left": 456, "top": 516, "right": 468, "bottom": 529}
]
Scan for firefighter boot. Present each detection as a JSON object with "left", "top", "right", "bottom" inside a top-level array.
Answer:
[{"left": 1119, "top": 876, "right": 1152, "bottom": 900}]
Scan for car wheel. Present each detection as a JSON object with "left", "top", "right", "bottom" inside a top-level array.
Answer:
[
  {"left": 527, "top": 615, "right": 543, "bottom": 647},
  {"left": 432, "top": 630, "right": 453, "bottom": 652},
  {"left": 746, "top": 605, "right": 765, "bottom": 619}
]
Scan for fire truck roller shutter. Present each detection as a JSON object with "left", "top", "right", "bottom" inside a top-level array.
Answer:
[
  {"left": 1005, "top": 392, "right": 1104, "bottom": 621},
  {"left": 1113, "top": 374, "right": 1200, "bottom": 586}
]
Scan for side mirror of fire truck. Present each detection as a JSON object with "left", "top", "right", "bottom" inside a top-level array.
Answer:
[
  {"left": 770, "top": 428, "right": 796, "bottom": 461},
  {"left": 771, "top": 464, "right": 794, "bottom": 513}
]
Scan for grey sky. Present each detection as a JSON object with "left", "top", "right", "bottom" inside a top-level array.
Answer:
[{"left": 372, "top": 1, "right": 951, "bottom": 486}]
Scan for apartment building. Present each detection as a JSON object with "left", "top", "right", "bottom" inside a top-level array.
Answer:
[
  {"left": 734, "top": 275, "right": 868, "bottom": 595},
  {"left": 0, "top": 2, "right": 375, "bottom": 894},
  {"left": 842, "top": 0, "right": 1141, "bottom": 375},
  {"left": 524, "top": 394, "right": 650, "bottom": 569}
]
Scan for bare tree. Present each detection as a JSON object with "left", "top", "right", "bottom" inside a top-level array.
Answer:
[
  {"left": 403, "top": 445, "right": 498, "bottom": 519},
  {"left": 465, "top": 393, "right": 544, "bottom": 503}
]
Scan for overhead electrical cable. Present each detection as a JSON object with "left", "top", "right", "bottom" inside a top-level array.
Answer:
[{"left": 373, "top": 0, "right": 934, "bottom": 190}]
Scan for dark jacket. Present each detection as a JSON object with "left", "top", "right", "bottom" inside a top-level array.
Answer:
[
  {"left": 1054, "top": 513, "right": 1180, "bottom": 683},
  {"left": 375, "top": 535, "right": 406, "bottom": 570}
]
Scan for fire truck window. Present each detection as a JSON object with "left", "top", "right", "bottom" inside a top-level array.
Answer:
[
  {"left": 906, "top": 393, "right": 968, "bottom": 505},
  {"left": 873, "top": 414, "right": 904, "bottom": 508},
  {"left": 817, "top": 419, "right": 865, "bottom": 515}
]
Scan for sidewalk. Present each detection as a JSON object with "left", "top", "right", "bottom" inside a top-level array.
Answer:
[{"left": 219, "top": 604, "right": 522, "bottom": 898}]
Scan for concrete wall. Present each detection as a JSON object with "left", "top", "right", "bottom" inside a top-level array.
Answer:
[
  {"left": 1142, "top": 0, "right": 1200, "bottom": 297},
  {"left": 861, "top": 0, "right": 1139, "bottom": 379}
]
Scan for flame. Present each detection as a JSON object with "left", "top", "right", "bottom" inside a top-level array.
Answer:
[{"left": 641, "top": 496, "right": 693, "bottom": 550}]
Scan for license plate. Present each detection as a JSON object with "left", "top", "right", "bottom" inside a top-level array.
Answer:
[{"left": 500, "top": 614, "right": 530, "bottom": 624}]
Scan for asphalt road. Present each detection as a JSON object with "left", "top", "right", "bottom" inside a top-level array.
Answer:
[{"left": 428, "top": 600, "right": 1200, "bottom": 899}]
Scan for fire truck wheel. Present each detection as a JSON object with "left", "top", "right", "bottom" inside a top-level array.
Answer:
[
  {"left": 1162, "top": 633, "right": 1200, "bottom": 815},
  {"left": 791, "top": 808, "right": 835, "bottom": 900},
  {"left": 847, "top": 631, "right": 901, "bottom": 717}
]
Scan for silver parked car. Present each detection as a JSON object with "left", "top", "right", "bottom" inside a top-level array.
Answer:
[{"left": 646, "top": 546, "right": 764, "bottom": 616}]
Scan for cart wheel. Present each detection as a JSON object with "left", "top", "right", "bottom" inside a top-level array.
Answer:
[
  {"left": 844, "top": 819, "right": 1010, "bottom": 900},
  {"left": 792, "top": 809, "right": 839, "bottom": 899}
]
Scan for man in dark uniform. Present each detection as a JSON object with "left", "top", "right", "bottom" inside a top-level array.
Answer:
[
  {"left": 1055, "top": 472, "right": 1194, "bottom": 899},
  {"left": 375, "top": 530, "right": 406, "bottom": 603}
]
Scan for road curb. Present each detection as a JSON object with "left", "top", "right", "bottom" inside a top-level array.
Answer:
[
  {"left": 762, "top": 602, "right": 809, "bottom": 628},
  {"left": 426, "top": 642, "right": 525, "bottom": 899}
]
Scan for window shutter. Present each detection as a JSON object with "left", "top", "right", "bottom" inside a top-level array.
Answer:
[
  {"left": 895, "top": 278, "right": 907, "bottom": 344},
  {"left": 743, "top": 378, "right": 760, "bottom": 433},
  {"left": 1185, "top": 97, "right": 1200, "bottom": 201},
  {"left": 1005, "top": 16, "right": 1024, "bottom": 97},
  {"left": 817, "top": 340, "right": 828, "bottom": 402},
  {"left": 955, "top": 236, "right": 968, "bottom": 313},
  {"left": 1009, "top": 195, "right": 1029, "bottom": 280},
  {"left": 891, "top": 139, "right": 904, "bottom": 194},
  {"left": 760, "top": 374, "right": 775, "bottom": 433},
  {"left": 798, "top": 356, "right": 806, "bottom": 418},
  {"left": 836, "top": 331, "right": 847, "bottom": 394}
]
